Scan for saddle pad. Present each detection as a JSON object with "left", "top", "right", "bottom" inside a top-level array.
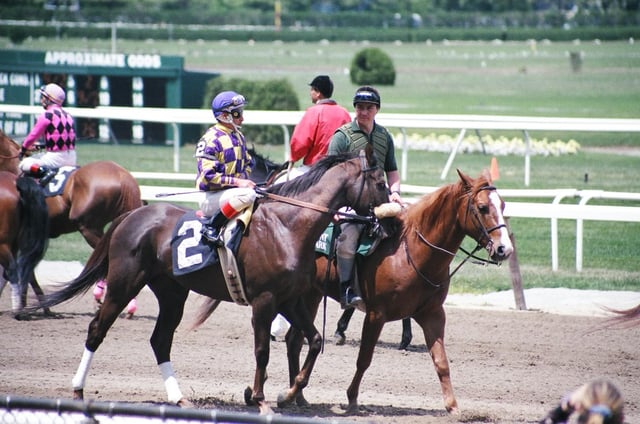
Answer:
[
  {"left": 314, "top": 223, "right": 375, "bottom": 257},
  {"left": 43, "top": 166, "right": 77, "bottom": 196},
  {"left": 171, "top": 210, "right": 219, "bottom": 276}
]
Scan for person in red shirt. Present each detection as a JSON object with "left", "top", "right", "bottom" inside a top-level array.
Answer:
[{"left": 288, "top": 75, "right": 351, "bottom": 172}]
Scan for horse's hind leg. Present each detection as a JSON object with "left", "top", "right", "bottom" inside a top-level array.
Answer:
[
  {"left": 415, "top": 306, "right": 458, "bottom": 413},
  {"left": 334, "top": 307, "right": 355, "bottom": 345},
  {"left": 29, "top": 274, "right": 54, "bottom": 316},
  {"left": 147, "top": 279, "right": 191, "bottom": 406},
  {"left": 276, "top": 297, "right": 323, "bottom": 410},
  {"left": 398, "top": 317, "right": 413, "bottom": 350}
]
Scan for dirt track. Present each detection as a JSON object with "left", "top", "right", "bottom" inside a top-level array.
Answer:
[{"left": 1, "top": 282, "right": 639, "bottom": 424}]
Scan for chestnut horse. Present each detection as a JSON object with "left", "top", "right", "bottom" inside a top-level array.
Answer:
[
  {"left": 0, "top": 130, "right": 143, "bottom": 315},
  {"left": 285, "top": 169, "right": 514, "bottom": 414},
  {"left": 0, "top": 173, "right": 50, "bottom": 317},
  {"left": 35, "top": 147, "right": 389, "bottom": 415}
]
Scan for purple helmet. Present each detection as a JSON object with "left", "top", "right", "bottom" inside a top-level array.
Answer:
[
  {"left": 40, "top": 83, "right": 66, "bottom": 105},
  {"left": 211, "top": 91, "right": 246, "bottom": 119}
]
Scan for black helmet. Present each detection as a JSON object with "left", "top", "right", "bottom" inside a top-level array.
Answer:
[{"left": 352, "top": 86, "right": 380, "bottom": 107}]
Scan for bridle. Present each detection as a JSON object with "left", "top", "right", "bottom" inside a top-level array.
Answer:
[
  {"left": 255, "top": 150, "right": 380, "bottom": 224},
  {"left": 404, "top": 184, "right": 504, "bottom": 288}
]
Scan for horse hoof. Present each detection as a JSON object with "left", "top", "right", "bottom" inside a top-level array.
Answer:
[
  {"left": 73, "top": 389, "right": 84, "bottom": 400},
  {"left": 295, "top": 395, "right": 310, "bottom": 407},
  {"left": 276, "top": 391, "right": 295, "bottom": 408},
  {"left": 177, "top": 398, "right": 194, "bottom": 408},
  {"left": 244, "top": 386, "right": 256, "bottom": 406},
  {"left": 398, "top": 340, "right": 410, "bottom": 350},
  {"left": 344, "top": 403, "right": 359, "bottom": 415},
  {"left": 12, "top": 312, "right": 30, "bottom": 321},
  {"left": 333, "top": 332, "right": 346, "bottom": 346},
  {"left": 124, "top": 312, "right": 134, "bottom": 319}
]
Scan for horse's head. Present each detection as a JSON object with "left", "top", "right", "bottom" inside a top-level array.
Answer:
[
  {"left": 248, "top": 147, "right": 288, "bottom": 186},
  {"left": 457, "top": 169, "right": 513, "bottom": 262},
  {"left": 340, "top": 143, "right": 389, "bottom": 216}
]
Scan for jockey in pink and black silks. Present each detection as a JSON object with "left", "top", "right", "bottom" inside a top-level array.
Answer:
[
  {"left": 20, "top": 83, "right": 77, "bottom": 185},
  {"left": 194, "top": 90, "right": 256, "bottom": 246}
]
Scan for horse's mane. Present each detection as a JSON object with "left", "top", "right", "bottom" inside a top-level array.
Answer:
[
  {"left": 265, "top": 152, "right": 359, "bottom": 198},
  {"left": 403, "top": 171, "right": 492, "bottom": 236}
]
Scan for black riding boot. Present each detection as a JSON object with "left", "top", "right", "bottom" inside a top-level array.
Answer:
[
  {"left": 201, "top": 211, "right": 229, "bottom": 246},
  {"left": 39, "top": 168, "right": 57, "bottom": 187},
  {"left": 337, "top": 255, "right": 362, "bottom": 309}
]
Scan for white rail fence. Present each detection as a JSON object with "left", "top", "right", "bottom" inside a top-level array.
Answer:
[
  {"left": 132, "top": 173, "right": 640, "bottom": 273},
  {"left": 3, "top": 104, "right": 640, "bottom": 185},
  {"left": 2, "top": 104, "right": 639, "bottom": 271}
]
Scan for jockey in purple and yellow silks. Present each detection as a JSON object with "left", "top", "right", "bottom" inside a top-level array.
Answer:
[
  {"left": 20, "top": 83, "right": 77, "bottom": 186},
  {"left": 194, "top": 90, "right": 256, "bottom": 246}
]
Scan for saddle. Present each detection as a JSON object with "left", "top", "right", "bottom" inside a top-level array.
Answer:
[
  {"left": 24, "top": 166, "right": 77, "bottom": 196},
  {"left": 170, "top": 207, "right": 253, "bottom": 305}
]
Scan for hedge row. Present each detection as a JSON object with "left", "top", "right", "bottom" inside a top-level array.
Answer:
[{"left": 3, "top": 23, "right": 640, "bottom": 44}]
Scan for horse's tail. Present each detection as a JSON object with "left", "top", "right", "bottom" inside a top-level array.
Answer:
[
  {"left": 36, "top": 210, "right": 134, "bottom": 310},
  {"left": 15, "top": 177, "right": 49, "bottom": 293},
  {"left": 187, "top": 298, "right": 223, "bottom": 331},
  {"left": 603, "top": 303, "right": 640, "bottom": 328}
]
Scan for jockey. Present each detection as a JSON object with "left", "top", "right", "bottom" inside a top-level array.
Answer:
[
  {"left": 195, "top": 90, "right": 256, "bottom": 246},
  {"left": 20, "top": 83, "right": 77, "bottom": 186}
]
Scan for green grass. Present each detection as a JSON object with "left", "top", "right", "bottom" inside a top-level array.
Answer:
[{"left": 9, "top": 37, "right": 637, "bottom": 293}]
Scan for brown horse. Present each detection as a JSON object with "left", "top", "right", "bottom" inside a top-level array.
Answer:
[
  {"left": 35, "top": 147, "right": 389, "bottom": 414},
  {"left": 0, "top": 130, "right": 143, "bottom": 314},
  {"left": 284, "top": 169, "right": 514, "bottom": 415},
  {"left": 0, "top": 172, "right": 50, "bottom": 317}
]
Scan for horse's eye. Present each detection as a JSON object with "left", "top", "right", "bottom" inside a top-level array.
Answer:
[
  {"left": 478, "top": 204, "right": 489, "bottom": 214},
  {"left": 377, "top": 182, "right": 387, "bottom": 191}
]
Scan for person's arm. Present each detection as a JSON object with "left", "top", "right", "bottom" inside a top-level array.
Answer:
[
  {"left": 22, "top": 113, "right": 49, "bottom": 150},
  {"left": 289, "top": 110, "right": 315, "bottom": 163},
  {"left": 386, "top": 170, "right": 402, "bottom": 203}
]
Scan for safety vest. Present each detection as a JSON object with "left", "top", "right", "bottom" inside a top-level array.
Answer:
[{"left": 336, "top": 123, "right": 390, "bottom": 167}]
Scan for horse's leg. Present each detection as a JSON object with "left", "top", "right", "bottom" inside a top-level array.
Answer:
[
  {"left": 147, "top": 279, "right": 191, "bottom": 406},
  {"left": 249, "top": 293, "right": 277, "bottom": 415},
  {"left": 29, "top": 273, "right": 54, "bottom": 316},
  {"left": 345, "top": 311, "right": 385, "bottom": 414},
  {"left": 276, "top": 297, "right": 323, "bottom": 409},
  {"left": 415, "top": 306, "right": 458, "bottom": 413},
  {"left": 334, "top": 307, "right": 355, "bottom": 345},
  {"left": 398, "top": 317, "right": 413, "bottom": 350}
]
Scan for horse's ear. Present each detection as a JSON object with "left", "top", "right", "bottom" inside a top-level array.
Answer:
[
  {"left": 456, "top": 169, "right": 474, "bottom": 189},
  {"left": 480, "top": 168, "right": 493, "bottom": 184},
  {"left": 364, "top": 143, "right": 376, "bottom": 167}
]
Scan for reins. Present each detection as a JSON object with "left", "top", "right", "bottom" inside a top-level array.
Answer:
[
  {"left": 254, "top": 187, "right": 375, "bottom": 223},
  {"left": 405, "top": 184, "right": 503, "bottom": 288}
]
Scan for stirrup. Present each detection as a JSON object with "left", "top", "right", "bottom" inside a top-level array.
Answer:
[
  {"left": 39, "top": 171, "right": 56, "bottom": 187},
  {"left": 202, "top": 227, "right": 224, "bottom": 247}
]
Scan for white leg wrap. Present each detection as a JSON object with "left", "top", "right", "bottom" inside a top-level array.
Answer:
[
  {"left": 10, "top": 283, "right": 23, "bottom": 312},
  {"left": 159, "top": 361, "right": 184, "bottom": 404},
  {"left": 72, "top": 348, "right": 94, "bottom": 390}
]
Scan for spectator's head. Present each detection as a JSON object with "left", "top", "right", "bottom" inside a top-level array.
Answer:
[
  {"left": 309, "top": 75, "right": 334, "bottom": 99},
  {"left": 540, "top": 379, "right": 624, "bottom": 424}
]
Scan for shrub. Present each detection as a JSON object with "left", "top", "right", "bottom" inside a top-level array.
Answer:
[
  {"left": 203, "top": 77, "right": 299, "bottom": 145},
  {"left": 349, "top": 47, "right": 396, "bottom": 86},
  {"left": 8, "top": 27, "right": 28, "bottom": 45}
]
